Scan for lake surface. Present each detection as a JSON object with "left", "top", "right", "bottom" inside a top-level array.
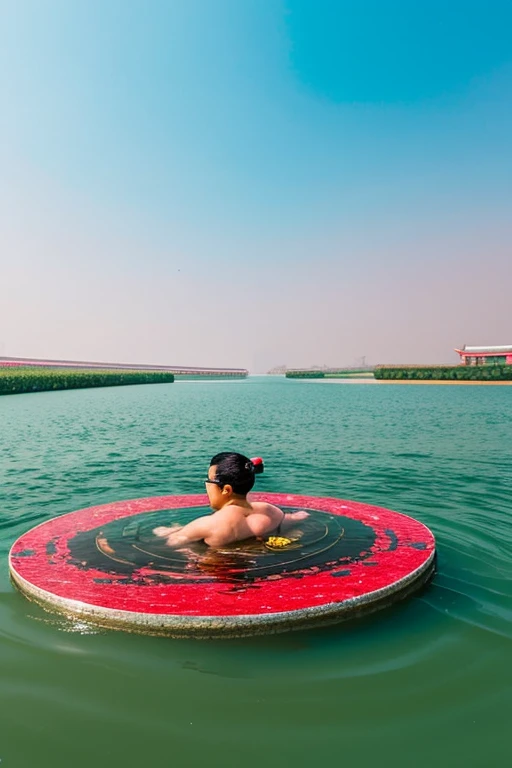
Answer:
[{"left": 1, "top": 376, "right": 510, "bottom": 768}]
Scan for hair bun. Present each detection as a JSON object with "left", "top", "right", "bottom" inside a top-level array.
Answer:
[
  {"left": 250, "top": 456, "right": 264, "bottom": 474},
  {"left": 245, "top": 460, "right": 254, "bottom": 472}
]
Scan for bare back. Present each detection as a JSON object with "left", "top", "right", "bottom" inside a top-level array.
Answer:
[
  {"left": 154, "top": 500, "right": 308, "bottom": 549},
  {"left": 203, "top": 501, "right": 283, "bottom": 546}
]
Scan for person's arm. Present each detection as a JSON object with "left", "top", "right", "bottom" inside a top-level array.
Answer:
[
  {"left": 280, "top": 510, "right": 309, "bottom": 531},
  {"left": 154, "top": 515, "right": 215, "bottom": 547}
]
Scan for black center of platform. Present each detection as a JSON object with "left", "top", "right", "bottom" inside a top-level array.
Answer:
[{"left": 65, "top": 507, "right": 377, "bottom": 584}]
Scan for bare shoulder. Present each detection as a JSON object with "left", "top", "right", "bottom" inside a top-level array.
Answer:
[
  {"left": 249, "top": 501, "right": 282, "bottom": 515},
  {"left": 217, "top": 503, "right": 247, "bottom": 521}
]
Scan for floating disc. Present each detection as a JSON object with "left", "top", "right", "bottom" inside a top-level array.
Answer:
[{"left": 9, "top": 493, "right": 435, "bottom": 638}]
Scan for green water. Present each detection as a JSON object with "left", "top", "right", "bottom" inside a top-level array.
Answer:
[{"left": 1, "top": 377, "right": 510, "bottom": 768}]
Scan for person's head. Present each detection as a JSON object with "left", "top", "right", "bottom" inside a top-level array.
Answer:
[{"left": 206, "top": 452, "right": 255, "bottom": 509}]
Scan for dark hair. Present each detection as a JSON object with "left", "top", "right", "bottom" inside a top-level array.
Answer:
[{"left": 209, "top": 452, "right": 255, "bottom": 495}]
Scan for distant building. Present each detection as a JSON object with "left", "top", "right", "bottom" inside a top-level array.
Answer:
[{"left": 454, "top": 345, "right": 512, "bottom": 366}]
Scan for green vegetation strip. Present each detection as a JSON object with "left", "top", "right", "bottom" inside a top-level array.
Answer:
[
  {"left": 374, "top": 365, "right": 512, "bottom": 381},
  {"left": 285, "top": 370, "right": 374, "bottom": 379},
  {"left": 286, "top": 371, "right": 325, "bottom": 378},
  {"left": 0, "top": 367, "right": 175, "bottom": 395},
  {"left": 327, "top": 372, "right": 375, "bottom": 379}
]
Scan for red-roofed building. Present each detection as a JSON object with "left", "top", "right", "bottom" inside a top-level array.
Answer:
[{"left": 455, "top": 345, "right": 512, "bottom": 366}]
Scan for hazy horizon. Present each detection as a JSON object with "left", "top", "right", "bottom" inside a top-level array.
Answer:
[{"left": 1, "top": 1, "right": 511, "bottom": 373}]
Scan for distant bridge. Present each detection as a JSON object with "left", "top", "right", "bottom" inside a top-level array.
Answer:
[{"left": 0, "top": 356, "right": 248, "bottom": 377}]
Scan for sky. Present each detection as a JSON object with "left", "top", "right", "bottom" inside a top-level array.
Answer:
[{"left": 1, "top": 0, "right": 511, "bottom": 371}]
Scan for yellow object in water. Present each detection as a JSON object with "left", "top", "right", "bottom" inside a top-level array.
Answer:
[{"left": 265, "top": 536, "right": 298, "bottom": 550}]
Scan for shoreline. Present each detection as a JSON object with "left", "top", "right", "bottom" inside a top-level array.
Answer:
[
  {"left": 375, "top": 380, "right": 512, "bottom": 386},
  {"left": 295, "top": 378, "right": 512, "bottom": 386}
]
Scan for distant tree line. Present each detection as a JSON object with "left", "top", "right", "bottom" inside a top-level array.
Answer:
[
  {"left": 285, "top": 371, "right": 326, "bottom": 378},
  {"left": 0, "top": 367, "right": 175, "bottom": 396},
  {"left": 374, "top": 366, "right": 512, "bottom": 381}
]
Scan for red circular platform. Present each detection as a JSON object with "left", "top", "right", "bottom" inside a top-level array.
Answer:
[{"left": 9, "top": 493, "right": 435, "bottom": 637}]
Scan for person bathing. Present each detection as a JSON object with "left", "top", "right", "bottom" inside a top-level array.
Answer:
[{"left": 153, "top": 452, "right": 308, "bottom": 548}]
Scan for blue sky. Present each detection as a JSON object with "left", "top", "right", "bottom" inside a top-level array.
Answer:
[{"left": 1, "top": 0, "right": 511, "bottom": 370}]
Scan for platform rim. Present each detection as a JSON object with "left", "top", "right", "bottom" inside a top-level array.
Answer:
[{"left": 10, "top": 549, "right": 435, "bottom": 637}]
